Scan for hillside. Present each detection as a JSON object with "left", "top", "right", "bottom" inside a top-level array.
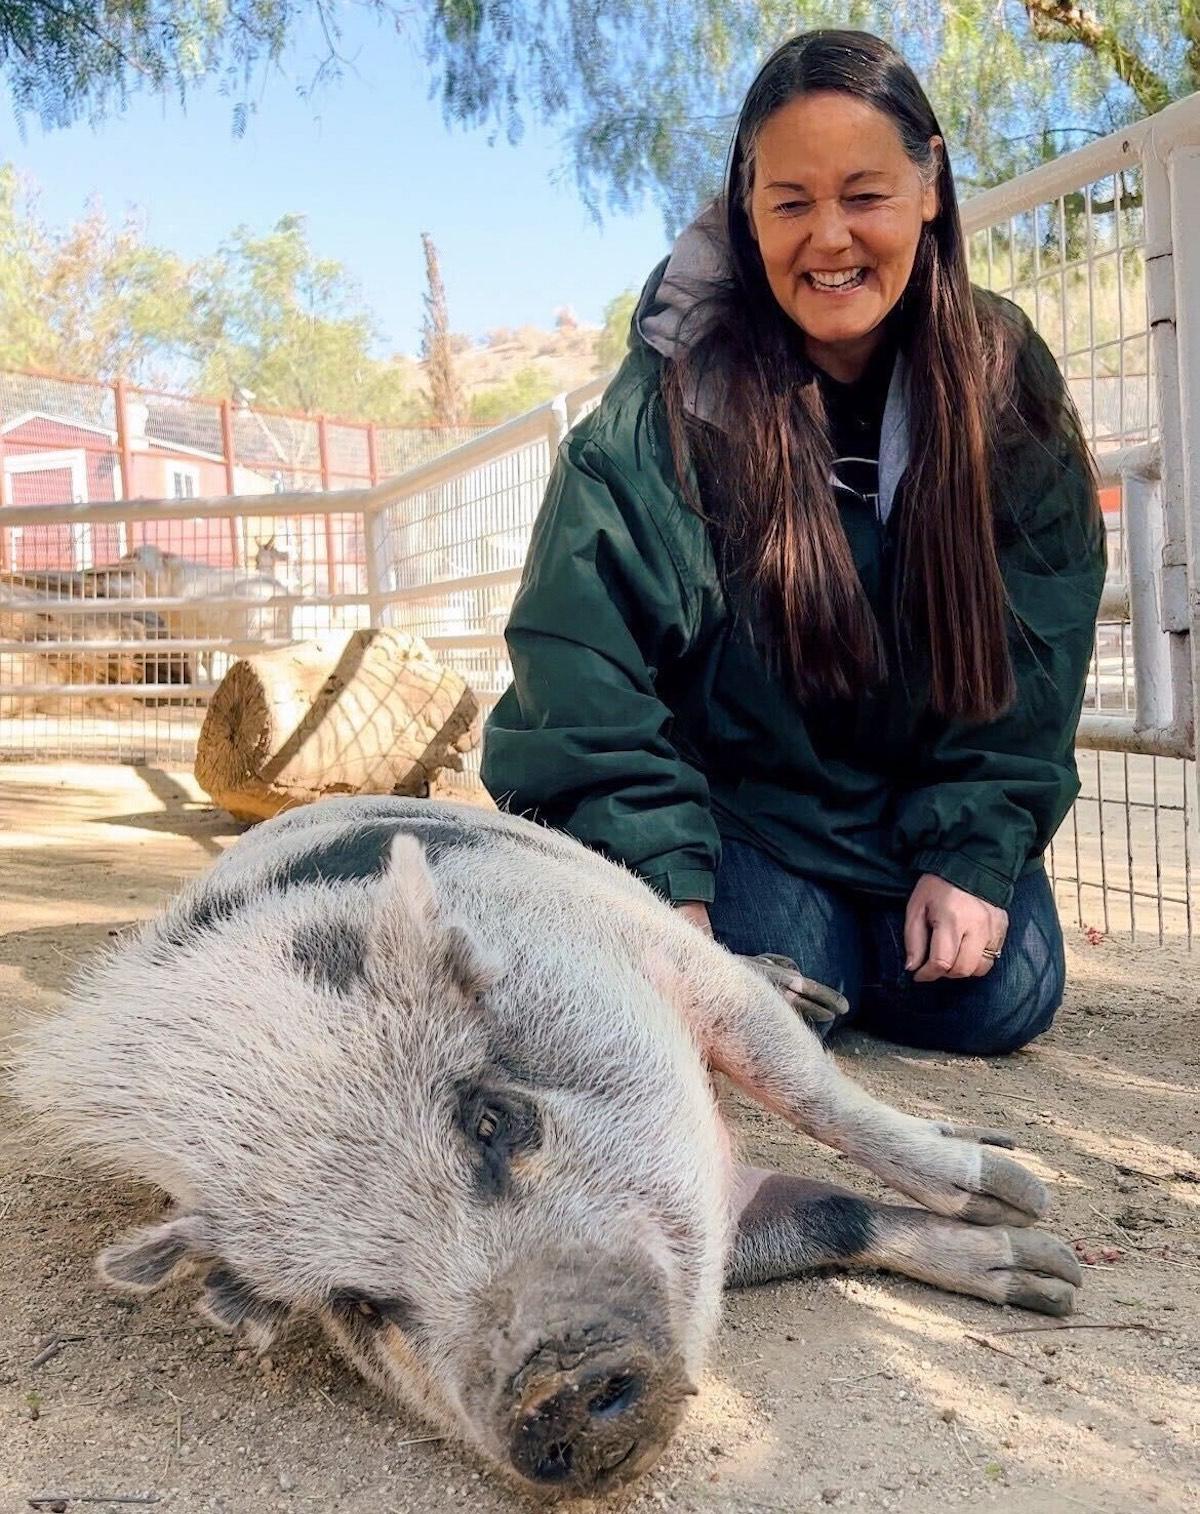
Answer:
[{"left": 390, "top": 307, "right": 627, "bottom": 422}]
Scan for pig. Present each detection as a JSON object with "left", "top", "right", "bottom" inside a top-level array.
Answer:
[{"left": 10, "top": 798, "right": 1081, "bottom": 1498}]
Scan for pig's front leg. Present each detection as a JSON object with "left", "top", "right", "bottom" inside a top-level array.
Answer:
[{"left": 685, "top": 952, "right": 1048, "bottom": 1226}]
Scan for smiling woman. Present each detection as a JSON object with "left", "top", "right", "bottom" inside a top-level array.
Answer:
[
  {"left": 748, "top": 92, "right": 940, "bottom": 382},
  {"left": 482, "top": 30, "right": 1107, "bottom": 1060}
]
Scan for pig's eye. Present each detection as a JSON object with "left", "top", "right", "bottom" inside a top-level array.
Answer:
[
  {"left": 475, "top": 1106, "right": 501, "bottom": 1143},
  {"left": 328, "top": 1289, "right": 382, "bottom": 1320},
  {"left": 455, "top": 1083, "right": 541, "bottom": 1198}
]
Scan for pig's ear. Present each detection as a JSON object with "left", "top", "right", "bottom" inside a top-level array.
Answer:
[
  {"left": 198, "top": 1265, "right": 290, "bottom": 1352},
  {"left": 379, "top": 833, "right": 440, "bottom": 933},
  {"left": 374, "top": 834, "right": 498, "bottom": 999},
  {"left": 439, "top": 923, "right": 499, "bottom": 1002},
  {"left": 95, "top": 1213, "right": 212, "bottom": 1295}
]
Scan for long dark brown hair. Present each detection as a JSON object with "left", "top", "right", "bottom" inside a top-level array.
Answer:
[{"left": 663, "top": 29, "right": 1091, "bottom": 722}]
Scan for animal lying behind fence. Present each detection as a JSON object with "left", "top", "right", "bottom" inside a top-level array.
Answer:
[
  {"left": 0, "top": 572, "right": 185, "bottom": 708},
  {"left": 10, "top": 798, "right": 1082, "bottom": 1500},
  {"left": 120, "top": 543, "right": 292, "bottom": 682}
]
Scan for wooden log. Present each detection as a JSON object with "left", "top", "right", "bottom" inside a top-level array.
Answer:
[{"left": 194, "top": 628, "right": 480, "bottom": 822}]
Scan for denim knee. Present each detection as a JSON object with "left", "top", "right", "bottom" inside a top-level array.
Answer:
[
  {"left": 708, "top": 839, "right": 865, "bottom": 1011},
  {"left": 933, "top": 948, "right": 1065, "bottom": 1056},
  {"left": 860, "top": 870, "right": 1066, "bottom": 1056}
]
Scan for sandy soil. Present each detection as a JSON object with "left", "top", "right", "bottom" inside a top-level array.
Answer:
[{"left": 1, "top": 763, "right": 1197, "bottom": 1514}]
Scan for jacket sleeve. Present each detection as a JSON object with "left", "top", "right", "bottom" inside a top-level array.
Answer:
[
  {"left": 892, "top": 404, "right": 1107, "bottom": 909},
  {"left": 480, "top": 429, "right": 721, "bottom": 903}
]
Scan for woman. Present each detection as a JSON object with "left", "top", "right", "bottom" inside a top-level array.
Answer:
[{"left": 481, "top": 30, "right": 1106, "bottom": 1056}]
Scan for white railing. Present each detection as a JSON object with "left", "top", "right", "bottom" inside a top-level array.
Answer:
[{"left": 3, "top": 103, "right": 1200, "bottom": 935}]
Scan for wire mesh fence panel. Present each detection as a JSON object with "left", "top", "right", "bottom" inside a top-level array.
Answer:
[
  {"left": 2, "top": 363, "right": 497, "bottom": 763},
  {"left": 0, "top": 504, "right": 369, "bottom": 762},
  {"left": 965, "top": 134, "right": 1197, "bottom": 944}
]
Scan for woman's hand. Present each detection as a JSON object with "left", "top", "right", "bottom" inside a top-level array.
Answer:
[
  {"left": 675, "top": 900, "right": 714, "bottom": 936},
  {"left": 904, "top": 874, "right": 1008, "bottom": 982}
]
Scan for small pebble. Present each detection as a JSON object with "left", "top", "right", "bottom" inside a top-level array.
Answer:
[
  {"left": 940, "top": 1407, "right": 957, "bottom": 1423},
  {"left": 821, "top": 1490, "right": 841, "bottom": 1506},
  {"left": 278, "top": 1472, "right": 295, "bottom": 1492}
]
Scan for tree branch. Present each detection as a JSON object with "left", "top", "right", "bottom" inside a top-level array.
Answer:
[{"left": 1021, "top": 0, "right": 1172, "bottom": 114}]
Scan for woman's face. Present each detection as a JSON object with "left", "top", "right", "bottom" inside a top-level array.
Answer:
[{"left": 747, "top": 91, "right": 940, "bottom": 381}]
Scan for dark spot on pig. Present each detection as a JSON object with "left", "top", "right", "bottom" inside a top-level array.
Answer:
[
  {"left": 274, "top": 823, "right": 403, "bottom": 887},
  {"left": 390, "top": 816, "right": 485, "bottom": 858},
  {"left": 152, "top": 885, "right": 255, "bottom": 957},
  {"left": 455, "top": 1082, "right": 542, "bottom": 1198},
  {"left": 277, "top": 817, "right": 486, "bottom": 891},
  {"left": 729, "top": 1180, "right": 877, "bottom": 1287},
  {"left": 291, "top": 919, "right": 367, "bottom": 989},
  {"left": 201, "top": 1266, "right": 289, "bottom": 1335},
  {"left": 97, "top": 1223, "right": 198, "bottom": 1291},
  {"left": 793, "top": 1193, "right": 876, "bottom": 1261}
]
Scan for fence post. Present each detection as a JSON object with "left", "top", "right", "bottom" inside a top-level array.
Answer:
[
  {"left": 317, "top": 414, "right": 337, "bottom": 597},
  {"left": 0, "top": 423, "right": 8, "bottom": 569},
  {"left": 219, "top": 398, "right": 240, "bottom": 564},
  {"left": 366, "top": 422, "right": 380, "bottom": 487},
  {"left": 113, "top": 377, "right": 136, "bottom": 554},
  {"left": 547, "top": 393, "right": 570, "bottom": 451},
  {"left": 363, "top": 422, "right": 386, "bottom": 627},
  {"left": 1167, "top": 147, "right": 1200, "bottom": 799}
]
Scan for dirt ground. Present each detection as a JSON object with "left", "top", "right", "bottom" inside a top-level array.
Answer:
[{"left": 1, "top": 763, "right": 1197, "bottom": 1514}]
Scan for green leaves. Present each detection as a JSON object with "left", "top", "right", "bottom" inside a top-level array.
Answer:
[{"left": 0, "top": 170, "right": 428, "bottom": 418}]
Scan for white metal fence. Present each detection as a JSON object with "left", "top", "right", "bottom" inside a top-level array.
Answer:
[{"left": 4, "top": 97, "right": 1200, "bottom": 940}]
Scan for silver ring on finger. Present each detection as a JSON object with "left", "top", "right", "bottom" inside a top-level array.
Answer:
[{"left": 981, "top": 944, "right": 1002, "bottom": 961}]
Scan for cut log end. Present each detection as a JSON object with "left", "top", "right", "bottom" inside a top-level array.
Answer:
[{"left": 195, "top": 629, "right": 480, "bottom": 822}]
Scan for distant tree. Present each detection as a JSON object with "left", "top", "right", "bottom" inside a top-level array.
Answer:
[
  {"left": 420, "top": 232, "right": 466, "bottom": 426},
  {"left": 469, "top": 363, "right": 556, "bottom": 422},
  {"left": 194, "top": 213, "right": 425, "bottom": 419},
  {"left": 595, "top": 289, "right": 638, "bottom": 374},
  {"left": 0, "top": 165, "right": 194, "bottom": 382}
]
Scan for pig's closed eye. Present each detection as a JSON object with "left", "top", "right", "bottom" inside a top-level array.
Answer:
[{"left": 328, "top": 1290, "right": 415, "bottom": 1330}]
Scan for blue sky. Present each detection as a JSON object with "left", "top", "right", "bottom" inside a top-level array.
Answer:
[{"left": 2, "top": 13, "right": 673, "bottom": 356}]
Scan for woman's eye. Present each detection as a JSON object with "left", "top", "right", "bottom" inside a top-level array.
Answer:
[
  {"left": 774, "top": 200, "right": 810, "bottom": 215},
  {"left": 848, "top": 193, "right": 884, "bottom": 204}
]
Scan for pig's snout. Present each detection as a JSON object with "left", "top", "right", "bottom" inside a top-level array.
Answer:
[
  {"left": 494, "top": 1254, "right": 694, "bottom": 1494},
  {"left": 509, "top": 1347, "right": 659, "bottom": 1489}
]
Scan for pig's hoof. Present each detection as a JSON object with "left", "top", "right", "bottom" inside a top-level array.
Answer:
[
  {"left": 987, "top": 1228, "right": 1082, "bottom": 1315},
  {"left": 929, "top": 1225, "right": 1082, "bottom": 1315},
  {"left": 901, "top": 1129, "right": 1049, "bottom": 1227},
  {"left": 959, "top": 1148, "right": 1049, "bottom": 1226},
  {"left": 741, "top": 954, "right": 849, "bottom": 1025}
]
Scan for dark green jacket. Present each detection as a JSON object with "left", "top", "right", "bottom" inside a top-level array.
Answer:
[{"left": 482, "top": 300, "right": 1105, "bottom": 910}]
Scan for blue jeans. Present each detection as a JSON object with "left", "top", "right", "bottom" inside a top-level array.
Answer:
[{"left": 708, "top": 839, "right": 1065, "bottom": 1056}]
